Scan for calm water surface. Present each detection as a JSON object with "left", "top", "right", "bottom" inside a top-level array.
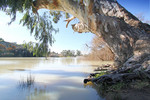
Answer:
[{"left": 0, "top": 57, "right": 112, "bottom": 100}]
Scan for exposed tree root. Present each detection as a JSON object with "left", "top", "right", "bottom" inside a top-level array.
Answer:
[
  {"left": 84, "top": 70, "right": 150, "bottom": 85},
  {"left": 84, "top": 55, "right": 150, "bottom": 85}
]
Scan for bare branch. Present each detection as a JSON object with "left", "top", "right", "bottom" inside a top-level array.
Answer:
[{"left": 64, "top": 16, "right": 76, "bottom": 28}]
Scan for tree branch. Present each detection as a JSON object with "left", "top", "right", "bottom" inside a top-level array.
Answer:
[{"left": 65, "top": 16, "right": 76, "bottom": 28}]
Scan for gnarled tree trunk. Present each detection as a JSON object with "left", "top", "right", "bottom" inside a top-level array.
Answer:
[{"left": 34, "top": 0, "right": 150, "bottom": 72}]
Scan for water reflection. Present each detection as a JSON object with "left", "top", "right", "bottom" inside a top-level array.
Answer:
[
  {"left": 27, "top": 86, "right": 59, "bottom": 100},
  {"left": 60, "top": 57, "right": 76, "bottom": 65},
  {"left": 18, "top": 73, "right": 35, "bottom": 90},
  {"left": 0, "top": 57, "right": 41, "bottom": 74},
  {"left": 0, "top": 57, "right": 112, "bottom": 100}
]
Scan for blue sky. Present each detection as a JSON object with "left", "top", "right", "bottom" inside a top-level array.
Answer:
[
  {"left": 0, "top": 0, "right": 149, "bottom": 53},
  {"left": 118, "top": 0, "right": 150, "bottom": 20}
]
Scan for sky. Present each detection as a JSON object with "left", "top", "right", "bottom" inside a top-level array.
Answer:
[{"left": 0, "top": 0, "right": 150, "bottom": 53}]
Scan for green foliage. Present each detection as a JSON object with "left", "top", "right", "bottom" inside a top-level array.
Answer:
[
  {"left": 94, "top": 72, "right": 107, "bottom": 78},
  {"left": 20, "top": 11, "right": 57, "bottom": 58},
  {"left": 97, "top": 82, "right": 126, "bottom": 94},
  {"left": 33, "top": 43, "right": 49, "bottom": 57},
  {"left": 98, "top": 80, "right": 150, "bottom": 94},
  {"left": 76, "top": 50, "right": 82, "bottom": 56},
  {"left": 0, "top": 38, "right": 34, "bottom": 57},
  {"left": 50, "top": 11, "right": 62, "bottom": 23},
  {"left": 130, "top": 80, "right": 150, "bottom": 90},
  {"left": 61, "top": 50, "right": 76, "bottom": 57},
  {"left": 108, "top": 82, "right": 126, "bottom": 91},
  {"left": 22, "top": 41, "right": 50, "bottom": 57},
  {"left": 23, "top": 41, "right": 34, "bottom": 53},
  {"left": 0, "top": 0, "right": 76, "bottom": 57},
  {"left": 0, "top": 0, "right": 33, "bottom": 24},
  {"left": 0, "top": 0, "right": 64, "bottom": 57},
  {"left": 65, "top": 13, "right": 70, "bottom": 19}
]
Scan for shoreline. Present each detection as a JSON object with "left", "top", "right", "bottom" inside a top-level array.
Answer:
[{"left": 84, "top": 64, "right": 150, "bottom": 100}]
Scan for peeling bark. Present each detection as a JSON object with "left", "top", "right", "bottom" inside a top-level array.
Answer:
[
  {"left": 72, "top": 22, "right": 89, "bottom": 33},
  {"left": 33, "top": 0, "right": 150, "bottom": 70}
]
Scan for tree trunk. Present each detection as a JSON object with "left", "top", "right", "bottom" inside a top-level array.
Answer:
[{"left": 34, "top": 0, "right": 150, "bottom": 70}]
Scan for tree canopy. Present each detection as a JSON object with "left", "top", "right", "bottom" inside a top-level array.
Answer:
[{"left": 0, "top": 0, "right": 71, "bottom": 56}]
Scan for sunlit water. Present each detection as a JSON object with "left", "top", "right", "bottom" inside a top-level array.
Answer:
[{"left": 0, "top": 57, "right": 113, "bottom": 100}]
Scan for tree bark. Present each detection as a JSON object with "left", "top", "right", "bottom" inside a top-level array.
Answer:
[{"left": 34, "top": 0, "right": 150, "bottom": 70}]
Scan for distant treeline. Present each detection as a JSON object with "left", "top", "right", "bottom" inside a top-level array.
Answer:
[
  {"left": 0, "top": 38, "right": 35, "bottom": 57},
  {"left": 0, "top": 38, "right": 82, "bottom": 57},
  {"left": 50, "top": 50, "right": 82, "bottom": 57}
]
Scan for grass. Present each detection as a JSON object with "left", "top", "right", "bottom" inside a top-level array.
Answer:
[
  {"left": 93, "top": 71, "right": 150, "bottom": 91},
  {"left": 98, "top": 79, "right": 150, "bottom": 94},
  {"left": 98, "top": 82, "right": 126, "bottom": 93},
  {"left": 18, "top": 73, "right": 35, "bottom": 89},
  {"left": 92, "top": 70, "right": 150, "bottom": 100},
  {"left": 96, "top": 80, "right": 150, "bottom": 100},
  {"left": 94, "top": 72, "right": 107, "bottom": 78},
  {"left": 107, "top": 82, "right": 126, "bottom": 91},
  {"left": 129, "top": 80, "right": 150, "bottom": 90}
]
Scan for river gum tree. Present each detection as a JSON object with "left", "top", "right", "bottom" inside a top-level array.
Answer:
[{"left": 1, "top": 0, "right": 150, "bottom": 83}]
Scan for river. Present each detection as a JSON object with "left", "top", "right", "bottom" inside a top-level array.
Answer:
[{"left": 0, "top": 57, "right": 113, "bottom": 100}]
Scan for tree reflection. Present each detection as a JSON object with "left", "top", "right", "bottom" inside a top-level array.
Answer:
[
  {"left": 18, "top": 76, "right": 52, "bottom": 100},
  {"left": 0, "top": 58, "right": 41, "bottom": 74},
  {"left": 60, "top": 57, "right": 75, "bottom": 65}
]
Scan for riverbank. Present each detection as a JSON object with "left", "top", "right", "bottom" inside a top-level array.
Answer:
[
  {"left": 84, "top": 65, "right": 150, "bottom": 100},
  {"left": 105, "top": 85, "right": 150, "bottom": 100}
]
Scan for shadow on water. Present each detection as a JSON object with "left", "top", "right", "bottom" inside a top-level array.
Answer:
[
  {"left": 32, "top": 69, "right": 91, "bottom": 78},
  {"left": 84, "top": 82, "right": 106, "bottom": 100}
]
